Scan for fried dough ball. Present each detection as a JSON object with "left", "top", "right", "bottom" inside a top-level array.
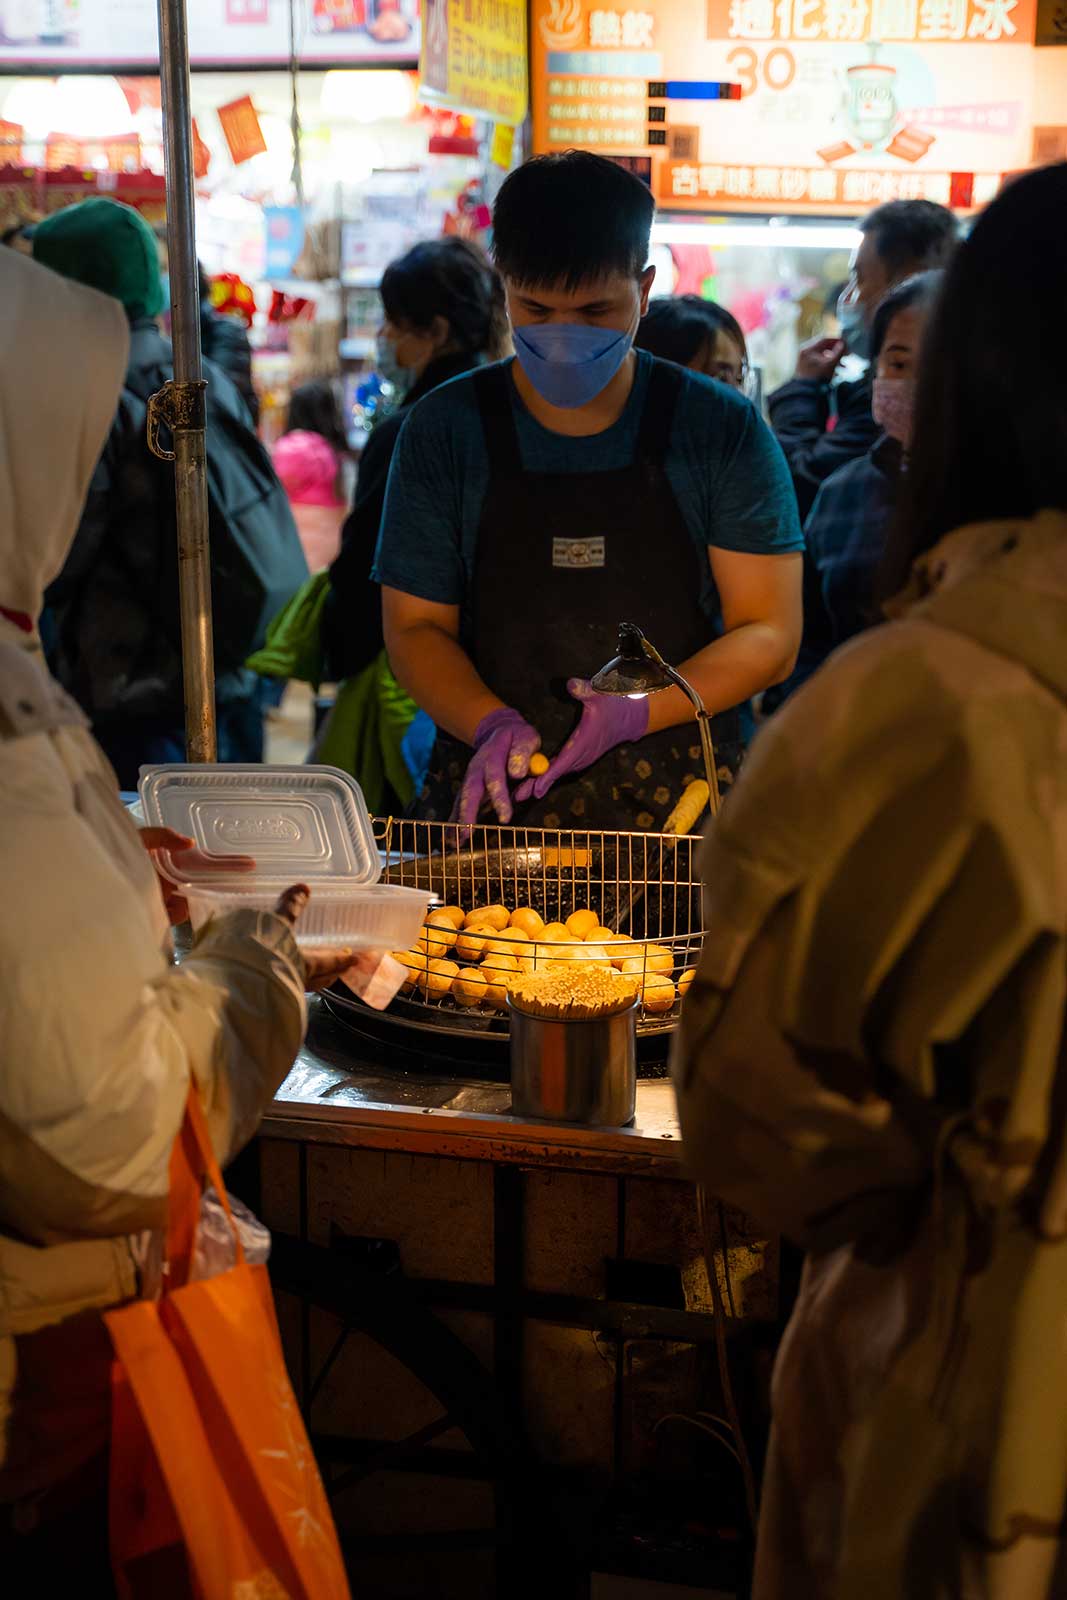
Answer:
[
  {"left": 390, "top": 950, "right": 426, "bottom": 993},
  {"left": 640, "top": 973, "right": 676, "bottom": 1013},
  {"left": 678, "top": 967, "right": 695, "bottom": 998},
  {"left": 540, "top": 921, "right": 571, "bottom": 942},
  {"left": 452, "top": 966, "right": 489, "bottom": 1008},
  {"left": 610, "top": 939, "right": 646, "bottom": 968},
  {"left": 482, "top": 952, "right": 521, "bottom": 1008},
  {"left": 548, "top": 941, "right": 594, "bottom": 962},
  {"left": 434, "top": 905, "right": 466, "bottom": 929},
  {"left": 565, "top": 909, "right": 600, "bottom": 940},
  {"left": 478, "top": 930, "right": 533, "bottom": 974},
  {"left": 418, "top": 913, "right": 458, "bottom": 958},
  {"left": 588, "top": 925, "right": 617, "bottom": 944},
  {"left": 616, "top": 943, "right": 673, "bottom": 975},
  {"left": 463, "top": 904, "right": 509, "bottom": 931},
  {"left": 509, "top": 906, "right": 545, "bottom": 937},
  {"left": 419, "top": 957, "right": 459, "bottom": 998},
  {"left": 455, "top": 926, "right": 494, "bottom": 964}
]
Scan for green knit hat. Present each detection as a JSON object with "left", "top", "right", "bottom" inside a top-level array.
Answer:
[{"left": 34, "top": 197, "right": 165, "bottom": 321}]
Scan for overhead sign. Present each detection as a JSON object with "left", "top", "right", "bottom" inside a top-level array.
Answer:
[
  {"left": 532, "top": 0, "right": 1042, "bottom": 212},
  {"left": 420, "top": 0, "right": 528, "bottom": 123},
  {"left": 0, "top": 0, "right": 420, "bottom": 69}
]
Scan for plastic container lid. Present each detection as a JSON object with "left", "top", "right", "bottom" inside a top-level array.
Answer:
[{"left": 139, "top": 764, "right": 382, "bottom": 891}]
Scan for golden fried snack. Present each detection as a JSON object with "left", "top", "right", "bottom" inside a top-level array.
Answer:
[
  {"left": 662, "top": 779, "right": 710, "bottom": 837},
  {"left": 464, "top": 904, "right": 509, "bottom": 931},
  {"left": 565, "top": 909, "right": 600, "bottom": 940},
  {"left": 540, "top": 921, "right": 570, "bottom": 941},
  {"left": 419, "top": 957, "right": 459, "bottom": 998},
  {"left": 610, "top": 939, "right": 645, "bottom": 968},
  {"left": 528, "top": 752, "right": 549, "bottom": 777},
  {"left": 548, "top": 940, "right": 597, "bottom": 962},
  {"left": 616, "top": 943, "right": 673, "bottom": 975},
  {"left": 588, "top": 925, "right": 616, "bottom": 944},
  {"left": 390, "top": 950, "right": 426, "bottom": 993},
  {"left": 453, "top": 967, "right": 489, "bottom": 1008},
  {"left": 509, "top": 906, "right": 545, "bottom": 937},
  {"left": 640, "top": 973, "right": 676, "bottom": 1013},
  {"left": 493, "top": 928, "right": 534, "bottom": 971},
  {"left": 480, "top": 949, "right": 521, "bottom": 976},
  {"left": 455, "top": 925, "right": 494, "bottom": 964},
  {"left": 677, "top": 967, "right": 695, "bottom": 998},
  {"left": 418, "top": 913, "right": 458, "bottom": 958},
  {"left": 434, "top": 905, "right": 466, "bottom": 929},
  {"left": 482, "top": 951, "right": 522, "bottom": 1009}
]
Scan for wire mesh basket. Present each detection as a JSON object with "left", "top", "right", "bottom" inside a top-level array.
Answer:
[{"left": 370, "top": 817, "right": 707, "bottom": 1038}]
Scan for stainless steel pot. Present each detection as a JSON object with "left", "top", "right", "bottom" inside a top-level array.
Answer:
[{"left": 507, "top": 998, "right": 637, "bottom": 1127}]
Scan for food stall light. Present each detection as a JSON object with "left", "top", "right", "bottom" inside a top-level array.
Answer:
[
  {"left": 3, "top": 75, "right": 136, "bottom": 142},
  {"left": 592, "top": 622, "right": 721, "bottom": 813},
  {"left": 651, "top": 221, "right": 862, "bottom": 250},
  {"left": 2, "top": 80, "right": 57, "bottom": 141},
  {"left": 320, "top": 70, "right": 416, "bottom": 124}
]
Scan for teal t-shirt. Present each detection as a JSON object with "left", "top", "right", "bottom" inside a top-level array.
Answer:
[{"left": 372, "top": 352, "right": 802, "bottom": 636}]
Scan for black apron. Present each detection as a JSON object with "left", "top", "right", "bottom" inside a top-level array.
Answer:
[{"left": 416, "top": 359, "right": 744, "bottom": 829}]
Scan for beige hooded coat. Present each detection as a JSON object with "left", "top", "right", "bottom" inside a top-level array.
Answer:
[
  {"left": 673, "top": 509, "right": 1067, "bottom": 1599},
  {"left": 0, "top": 249, "right": 309, "bottom": 1496}
]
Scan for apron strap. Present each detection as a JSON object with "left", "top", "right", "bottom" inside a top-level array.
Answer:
[
  {"left": 473, "top": 362, "right": 523, "bottom": 474},
  {"left": 635, "top": 357, "right": 685, "bottom": 466}
]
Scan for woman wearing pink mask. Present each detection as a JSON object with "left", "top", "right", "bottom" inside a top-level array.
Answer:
[{"left": 771, "top": 270, "right": 941, "bottom": 701}]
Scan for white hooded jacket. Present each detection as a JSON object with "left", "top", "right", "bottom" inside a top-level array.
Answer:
[{"left": 0, "top": 250, "right": 309, "bottom": 1491}]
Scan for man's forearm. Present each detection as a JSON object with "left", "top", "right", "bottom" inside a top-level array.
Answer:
[
  {"left": 387, "top": 621, "right": 503, "bottom": 745},
  {"left": 645, "top": 623, "right": 799, "bottom": 734}
]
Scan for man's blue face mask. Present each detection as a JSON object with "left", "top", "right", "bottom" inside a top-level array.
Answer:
[
  {"left": 837, "top": 292, "right": 870, "bottom": 362},
  {"left": 511, "top": 318, "right": 637, "bottom": 409}
]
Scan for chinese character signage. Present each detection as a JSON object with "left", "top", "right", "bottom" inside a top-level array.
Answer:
[
  {"left": 420, "top": 0, "right": 528, "bottom": 123},
  {"left": 532, "top": 0, "right": 1051, "bottom": 212},
  {"left": 0, "top": 0, "right": 420, "bottom": 69}
]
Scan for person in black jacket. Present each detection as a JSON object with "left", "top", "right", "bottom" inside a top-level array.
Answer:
[
  {"left": 33, "top": 198, "right": 303, "bottom": 784},
  {"left": 768, "top": 200, "right": 957, "bottom": 520},
  {"left": 323, "top": 236, "right": 508, "bottom": 681},
  {"left": 199, "top": 261, "right": 259, "bottom": 425}
]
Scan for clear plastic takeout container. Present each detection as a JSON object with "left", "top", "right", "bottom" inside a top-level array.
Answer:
[{"left": 138, "top": 764, "right": 430, "bottom": 950}]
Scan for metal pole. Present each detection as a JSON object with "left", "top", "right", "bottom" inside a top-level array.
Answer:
[{"left": 152, "top": 0, "right": 216, "bottom": 762}]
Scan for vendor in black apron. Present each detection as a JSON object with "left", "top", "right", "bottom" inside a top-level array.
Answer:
[{"left": 375, "top": 153, "right": 804, "bottom": 831}]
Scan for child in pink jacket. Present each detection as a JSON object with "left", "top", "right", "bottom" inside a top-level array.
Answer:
[{"left": 272, "top": 381, "right": 347, "bottom": 571}]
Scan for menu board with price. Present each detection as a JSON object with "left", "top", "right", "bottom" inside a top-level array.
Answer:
[
  {"left": 0, "top": 0, "right": 420, "bottom": 68},
  {"left": 531, "top": 0, "right": 1049, "bottom": 212}
]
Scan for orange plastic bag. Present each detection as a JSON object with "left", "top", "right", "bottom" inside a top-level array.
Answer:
[{"left": 105, "top": 1086, "right": 350, "bottom": 1600}]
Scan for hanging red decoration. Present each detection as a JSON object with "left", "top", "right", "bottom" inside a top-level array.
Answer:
[{"left": 209, "top": 272, "right": 257, "bottom": 328}]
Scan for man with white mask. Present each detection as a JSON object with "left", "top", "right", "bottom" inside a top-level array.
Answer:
[
  {"left": 0, "top": 248, "right": 356, "bottom": 1583},
  {"left": 375, "top": 151, "right": 804, "bottom": 830}
]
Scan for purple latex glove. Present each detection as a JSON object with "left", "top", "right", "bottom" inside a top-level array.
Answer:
[
  {"left": 515, "top": 678, "right": 648, "bottom": 803},
  {"left": 452, "top": 707, "right": 541, "bottom": 826}
]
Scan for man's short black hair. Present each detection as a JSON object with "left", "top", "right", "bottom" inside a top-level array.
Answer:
[
  {"left": 861, "top": 199, "right": 959, "bottom": 277},
  {"left": 492, "top": 150, "right": 655, "bottom": 291}
]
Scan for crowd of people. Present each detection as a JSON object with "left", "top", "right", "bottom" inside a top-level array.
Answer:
[{"left": 2, "top": 150, "right": 1067, "bottom": 1595}]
